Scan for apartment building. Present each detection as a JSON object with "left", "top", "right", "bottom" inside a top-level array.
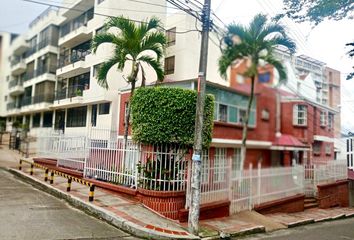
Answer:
[{"left": 3, "top": 0, "right": 167, "bottom": 136}]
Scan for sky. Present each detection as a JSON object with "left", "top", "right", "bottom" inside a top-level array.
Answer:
[{"left": 0, "top": 0, "right": 353, "bottom": 131}]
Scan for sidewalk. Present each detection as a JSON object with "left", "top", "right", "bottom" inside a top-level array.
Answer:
[{"left": 2, "top": 146, "right": 354, "bottom": 239}]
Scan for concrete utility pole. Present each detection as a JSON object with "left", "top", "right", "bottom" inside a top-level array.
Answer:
[{"left": 188, "top": 0, "right": 211, "bottom": 235}]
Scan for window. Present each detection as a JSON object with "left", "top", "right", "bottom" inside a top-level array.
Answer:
[
  {"left": 32, "top": 113, "right": 41, "bottom": 128},
  {"left": 320, "top": 111, "right": 327, "bottom": 127},
  {"left": 258, "top": 72, "right": 271, "bottom": 83},
  {"left": 313, "top": 141, "right": 321, "bottom": 155},
  {"left": 236, "top": 74, "right": 244, "bottom": 84},
  {"left": 93, "top": 63, "right": 102, "bottom": 77},
  {"left": 328, "top": 113, "right": 334, "bottom": 129},
  {"left": 325, "top": 144, "right": 331, "bottom": 155},
  {"left": 91, "top": 104, "right": 97, "bottom": 127},
  {"left": 43, "top": 111, "right": 53, "bottom": 127},
  {"left": 166, "top": 27, "right": 176, "bottom": 47},
  {"left": 213, "top": 148, "right": 227, "bottom": 182},
  {"left": 164, "top": 56, "right": 175, "bottom": 75},
  {"left": 99, "top": 102, "right": 110, "bottom": 115},
  {"left": 66, "top": 106, "right": 87, "bottom": 127},
  {"left": 4, "top": 96, "right": 7, "bottom": 102},
  {"left": 239, "top": 109, "right": 246, "bottom": 123},
  {"left": 293, "top": 104, "right": 307, "bottom": 126},
  {"left": 218, "top": 104, "right": 228, "bottom": 122}
]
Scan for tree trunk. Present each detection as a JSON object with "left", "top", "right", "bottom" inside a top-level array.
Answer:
[
  {"left": 124, "top": 63, "right": 139, "bottom": 149},
  {"left": 239, "top": 75, "right": 256, "bottom": 171}
]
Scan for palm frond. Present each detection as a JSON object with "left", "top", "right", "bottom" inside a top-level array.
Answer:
[
  {"left": 137, "top": 17, "right": 162, "bottom": 39},
  {"left": 218, "top": 43, "right": 248, "bottom": 79},
  {"left": 225, "top": 24, "right": 250, "bottom": 45},
  {"left": 261, "top": 54, "right": 287, "bottom": 82},
  {"left": 97, "top": 57, "right": 118, "bottom": 89},
  {"left": 258, "top": 23, "right": 287, "bottom": 40},
  {"left": 140, "top": 32, "right": 166, "bottom": 60},
  {"left": 269, "top": 36, "right": 296, "bottom": 54},
  {"left": 249, "top": 14, "right": 267, "bottom": 38},
  {"left": 138, "top": 55, "right": 164, "bottom": 81},
  {"left": 91, "top": 33, "right": 116, "bottom": 53},
  {"left": 106, "top": 16, "right": 137, "bottom": 41}
]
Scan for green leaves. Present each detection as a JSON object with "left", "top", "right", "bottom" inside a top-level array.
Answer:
[{"left": 131, "top": 87, "right": 214, "bottom": 148}]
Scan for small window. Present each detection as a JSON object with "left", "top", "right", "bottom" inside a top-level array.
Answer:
[
  {"left": 313, "top": 141, "right": 321, "bottom": 155},
  {"left": 164, "top": 56, "right": 175, "bottom": 75},
  {"left": 218, "top": 104, "right": 228, "bottom": 122},
  {"left": 93, "top": 63, "right": 102, "bottom": 77},
  {"left": 328, "top": 113, "right": 334, "bottom": 129},
  {"left": 4, "top": 96, "right": 7, "bottom": 102},
  {"left": 320, "top": 111, "right": 327, "bottom": 127},
  {"left": 239, "top": 109, "right": 246, "bottom": 123},
  {"left": 293, "top": 104, "right": 307, "bottom": 126},
  {"left": 91, "top": 104, "right": 97, "bottom": 126},
  {"left": 325, "top": 144, "right": 331, "bottom": 155},
  {"left": 99, "top": 102, "right": 110, "bottom": 115},
  {"left": 258, "top": 72, "right": 271, "bottom": 83},
  {"left": 32, "top": 113, "right": 41, "bottom": 128},
  {"left": 166, "top": 27, "right": 176, "bottom": 47},
  {"left": 236, "top": 74, "right": 244, "bottom": 84}
]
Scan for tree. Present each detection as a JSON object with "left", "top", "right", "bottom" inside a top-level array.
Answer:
[
  {"left": 91, "top": 16, "right": 166, "bottom": 145},
  {"left": 218, "top": 14, "right": 296, "bottom": 171},
  {"left": 277, "top": 0, "right": 354, "bottom": 25},
  {"left": 346, "top": 42, "right": 354, "bottom": 80}
]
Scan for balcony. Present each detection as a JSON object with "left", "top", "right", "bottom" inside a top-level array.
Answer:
[
  {"left": 53, "top": 84, "right": 85, "bottom": 108},
  {"left": 59, "top": 7, "right": 94, "bottom": 48},
  {"left": 6, "top": 102, "right": 21, "bottom": 115},
  {"left": 11, "top": 35, "right": 29, "bottom": 55},
  {"left": 23, "top": 71, "right": 36, "bottom": 82},
  {"left": 56, "top": 49, "right": 91, "bottom": 78},
  {"left": 8, "top": 79, "right": 24, "bottom": 96},
  {"left": 20, "top": 94, "right": 55, "bottom": 113},
  {"left": 10, "top": 58, "right": 26, "bottom": 75}
]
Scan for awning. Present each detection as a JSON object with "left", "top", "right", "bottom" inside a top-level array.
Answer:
[{"left": 271, "top": 134, "right": 310, "bottom": 151}]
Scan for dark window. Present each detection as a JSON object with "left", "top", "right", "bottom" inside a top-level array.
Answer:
[
  {"left": 93, "top": 63, "right": 102, "bottom": 77},
  {"left": 66, "top": 106, "right": 87, "bottom": 127},
  {"left": 259, "top": 72, "right": 271, "bottom": 83},
  {"left": 91, "top": 105, "right": 97, "bottom": 127},
  {"left": 32, "top": 113, "right": 41, "bottom": 128},
  {"left": 164, "top": 56, "right": 175, "bottom": 75},
  {"left": 99, "top": 103, "right": 110, "bottom": 115},
  {"left": 218, "top": 104, "right": 227, "bottom": 122},
  {"left": 166, "top": 27, "right": 176, "bottom": 47},
  {"left": 43, "top": 111, "right": 53, "bottom": 127}
]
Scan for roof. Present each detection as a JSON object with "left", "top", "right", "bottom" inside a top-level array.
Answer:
[
  {"left": 272, "top": 134, "right": 308, "bottom": 148},
  {"left": 297, "top": 55, "right": 326, "bottom": 66}
]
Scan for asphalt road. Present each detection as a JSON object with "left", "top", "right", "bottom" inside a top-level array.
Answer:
[
  {"left": 0, "top": 168, "right": 138, "bottom": 240},
  {"left": 241, "top": 217, "right": 354, "bottom": 240}
]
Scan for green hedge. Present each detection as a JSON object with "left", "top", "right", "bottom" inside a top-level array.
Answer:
[{"left": 131, "top": 87, "right": 214, "bottom": 148}]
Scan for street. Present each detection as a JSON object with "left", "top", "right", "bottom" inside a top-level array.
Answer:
[
  {"left": 241, "top": 218, "right": 354, "bottom": 240},
  {"left": 0, "top": 168, "right": 137, "bottom": 240}
]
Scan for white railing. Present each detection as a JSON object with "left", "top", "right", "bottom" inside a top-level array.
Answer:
[{"left": 186, "top": 158, "right": 305, "bottom": 214}]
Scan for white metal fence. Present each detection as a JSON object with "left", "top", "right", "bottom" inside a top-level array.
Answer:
[{"left": 305, "top": 160, "right": 347, "bottom": 197}]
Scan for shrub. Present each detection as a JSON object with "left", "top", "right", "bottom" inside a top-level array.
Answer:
[{"left": 131, "top": 87, "right": 214, "bottom": 148}]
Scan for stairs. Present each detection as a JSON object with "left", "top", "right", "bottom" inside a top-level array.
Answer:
[{"left": 304, "top": 197, "right": 319, "bottom": 210}]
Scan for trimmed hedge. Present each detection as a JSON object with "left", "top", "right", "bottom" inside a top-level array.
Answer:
[{"left": 131, "top": 87, "right": 214, "bottom": 148}]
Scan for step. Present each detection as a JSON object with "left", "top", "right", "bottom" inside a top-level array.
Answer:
[
  {"left": 304, "top": 202, "right": 319, "bottom": 210},
  {"left": 304, "top": 198, "right": 317, "bottom": 204}
]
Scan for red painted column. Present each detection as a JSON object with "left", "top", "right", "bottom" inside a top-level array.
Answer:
[{"left": 283, "top": 151, "right": 291, "bottom": 166}]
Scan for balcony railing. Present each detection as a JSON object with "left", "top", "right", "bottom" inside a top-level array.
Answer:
[
  {"left": 8, "top": 79, "right": 23, "bottom": 88},
  {"left": 55, "top": 84, "right": 86, "bottom": 101},
  {"left": 58, "top": 49, "right": 91, "bottom": 68},
  {"left": 59, "top": 8, "right": 94, "bottom": 38},
  {"left": 21, "top": 94, "right": 55, "bottom": 106},
  {"left": 24, "top": 71, "right": 35, "bottom": 82},
  {"left": 36, "top": 65, "right": 57, "bottom": 77},
  {"left": 6, "top": 102, "right": 21, "bottom": 110},
  {"left": 11, "top": 57, "right": 24, "bottom": 67}
]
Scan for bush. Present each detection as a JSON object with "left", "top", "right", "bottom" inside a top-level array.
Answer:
[{"left": 131, "top": 87, "right": 214, "bottom": 148}]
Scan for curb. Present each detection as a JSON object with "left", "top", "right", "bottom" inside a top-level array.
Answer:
[
  {"left": 287, "top": 219, "right": 315, "bottom": 228},
  {"left": 8, "top": 168, "right": 199, "bottom": 240},
  {"left": 201, "top": 226, "right": 266, "bottom": 240}
]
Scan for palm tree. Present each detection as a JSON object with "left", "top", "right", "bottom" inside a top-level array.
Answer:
[
  {"left": 91, "top": 16, "right": 166, "bottom": 145},
  {"left": 218, "top": 14, "right": 296, "bottom": 171}
]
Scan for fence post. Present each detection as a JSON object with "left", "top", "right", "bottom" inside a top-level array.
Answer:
[
  {"left": 30, "top": 164, "right": 34, "bottom": 175},
  {"left": 50, "top": 171, "right": 54, "bottom": 184},
  {"left": 44, "top": 168, "right": 48, "bottom": 182},
  {"left": 89, "top": 184, "right": 95, "bottom": 201},
  {"left": 26, "top": 140, "right": 29, "bottom": 158},
  {"left": 19, "top": 159, "right": 22, "bottom": 170},
  {"left": 249, "top": 163, "right": 253, "bottom": 210},
  {"left": 257, "top": 162, "right": 261, "bottom": 205},
  {"left": 67, "top": 178, "right": 72, "bottom": 192}
]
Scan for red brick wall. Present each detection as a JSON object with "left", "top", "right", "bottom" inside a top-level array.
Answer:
[
  {"left": 317, "top": 180, "right": 349, "bottom": 208},
  {"left": 254, "top": 194, "right": 305, "bottom": 214}
]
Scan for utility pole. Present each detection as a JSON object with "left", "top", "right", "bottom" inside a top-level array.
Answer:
[{"left": 188, "top": 0, "right": 211, "bottom": 235}]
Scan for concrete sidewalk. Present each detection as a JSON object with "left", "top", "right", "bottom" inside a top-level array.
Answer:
[{"left": 2, "top": 146, "right": 354, "bottom": 239}]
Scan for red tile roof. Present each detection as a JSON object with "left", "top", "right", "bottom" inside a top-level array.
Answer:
[{"left": 273, "top": 134, "right": 307, "bottom": 147}]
